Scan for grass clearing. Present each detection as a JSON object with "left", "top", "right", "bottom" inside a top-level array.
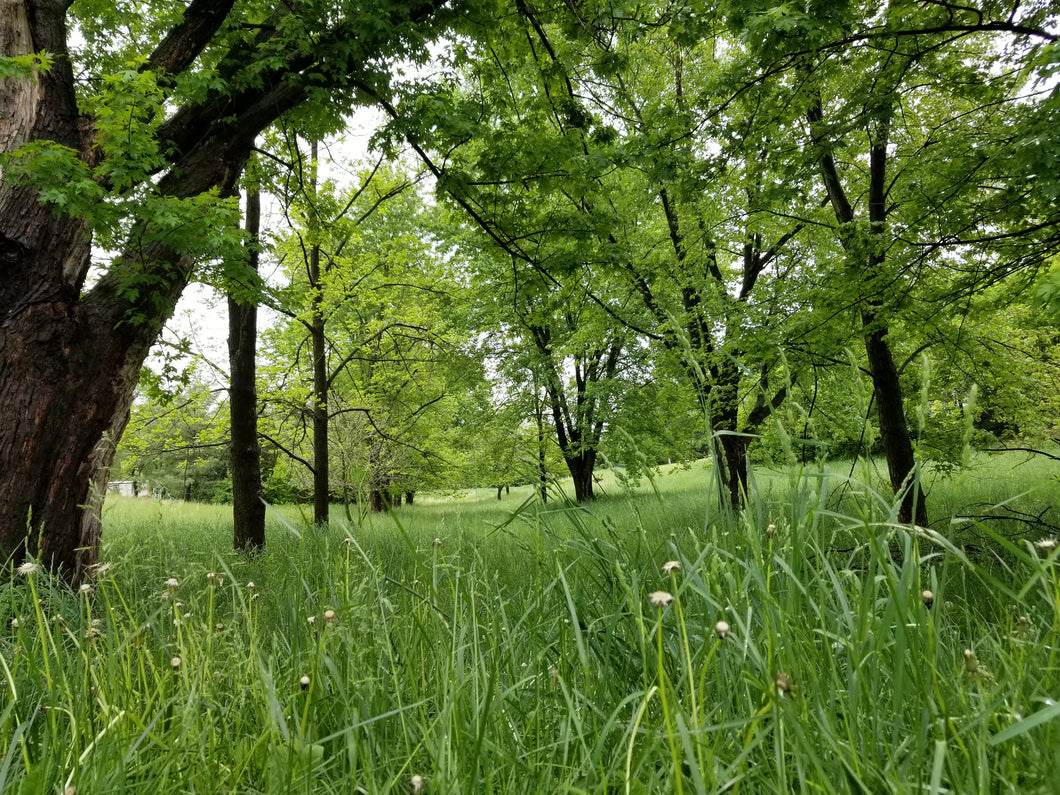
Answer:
[{"left": 2, "top": 453, "right": 1059, "bottom": 793}]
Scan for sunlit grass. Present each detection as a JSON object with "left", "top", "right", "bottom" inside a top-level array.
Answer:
[{"left": 2, "top": 452, "right": 1059, "bottom": 793}]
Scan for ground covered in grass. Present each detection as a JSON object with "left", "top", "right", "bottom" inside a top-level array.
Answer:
[{"left": 2, "top": 454, "right": 1059, "bottom": 793}]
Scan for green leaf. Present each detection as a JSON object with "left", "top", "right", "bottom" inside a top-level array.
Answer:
[{"left": 989, "top": 701, "right": 1060, "bottom": 746}]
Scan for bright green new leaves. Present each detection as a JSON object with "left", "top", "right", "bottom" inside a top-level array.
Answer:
[
  {"left": 2, "top": 61, "right": 243, "bottom": 266},
  {"left": 0, "top": 51, "right": 50, "bottom": 80}
]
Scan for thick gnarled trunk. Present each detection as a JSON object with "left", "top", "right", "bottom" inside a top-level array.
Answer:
[
  {"left": 0, "top": 5, "right": 250, "bottom": 581},
  {"left": 0, "top": 300, "right": 141, "bottom": 578}
]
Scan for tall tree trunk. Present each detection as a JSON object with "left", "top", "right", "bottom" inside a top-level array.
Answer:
[
  {"left": 229, "top": 186, "right": 265, "bottom": 551},
  {"left": 864, "top": 318, "right": 926, "bottom": 525},
  {"left": 308, "top": 139, "right": 329, "bottom": 526},
  {"left": 809, "top": 96, "right": 927, "bottom": 525},
  {"left": 535, "top": 394, "right": 548, "bottom": 504}
]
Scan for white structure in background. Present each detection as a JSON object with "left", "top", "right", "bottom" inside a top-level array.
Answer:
[{"left": 108, "top": 481, "right": 136, "bottom": 497}]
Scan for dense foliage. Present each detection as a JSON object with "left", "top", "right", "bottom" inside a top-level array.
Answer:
[{"left": 99, "top": 0, "right": 1060, "bottom": 514}]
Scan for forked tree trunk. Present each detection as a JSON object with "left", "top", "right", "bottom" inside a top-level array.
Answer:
[
  {"left": 809, "top": 96, "right": 927, "bottom": 526},
  {"left": 229, "top": 186, "right": 266, "bottom": 551},
  {"left": 0, "top": 5, "right": 252, "bottom": 582}
]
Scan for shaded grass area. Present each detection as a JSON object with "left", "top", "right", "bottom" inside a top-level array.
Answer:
[{"left": 1, "top": 453, "right": 1059, "bottom": 793}]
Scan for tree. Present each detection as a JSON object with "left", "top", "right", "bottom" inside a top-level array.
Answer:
[
  {"left": 0, "top": 0, "right": 455, "bottom": 580},
  {"left": 713, "top": 0, "right": 1060, "bottom": 522},
  {"left": 229, "top": 179, "right": 265, "bottom": 550},
  {"left": 116, "top": 374, "right": 231, "bottom": 502},
  {"left": 258, "top": 154, "right": 469, "bottom": 513}
]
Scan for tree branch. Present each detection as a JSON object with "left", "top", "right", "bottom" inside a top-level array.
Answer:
[{"left": 145, "top": 0, "right": 238, "bottom": 77}]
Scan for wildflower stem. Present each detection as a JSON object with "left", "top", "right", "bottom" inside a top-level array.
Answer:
[
  {"left": 672, "top": 581, "right": 708, "bottom": 784},
  {"left": 655, "top": 611, "right": 684, "bottom": 795}
]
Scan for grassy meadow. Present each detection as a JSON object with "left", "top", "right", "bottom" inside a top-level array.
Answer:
[{"left": 2, "top": 453, "right": 1060, "bottom": 793}]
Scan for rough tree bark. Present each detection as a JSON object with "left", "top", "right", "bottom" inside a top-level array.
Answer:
[{"left": 229, "top": 185, "right": 266, "bottom": 551}]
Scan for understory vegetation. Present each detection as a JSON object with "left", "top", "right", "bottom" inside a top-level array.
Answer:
[{"left": 2, "top": 453, "right": 1059, "bottom": 793}]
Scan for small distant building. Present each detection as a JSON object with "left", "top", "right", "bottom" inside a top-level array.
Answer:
[{"left": 108, "top": 481, "right": 135, "bottom": 497}]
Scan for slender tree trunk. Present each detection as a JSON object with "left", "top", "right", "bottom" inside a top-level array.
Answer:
[
  {"left": 229, "top": 186, "right": 265, "bottom": 551},
  {"left": 864, "top": 123, "right": 926, "bottom": 526},
  {"left": 536, "top": 399, "right": 548, "bottom": 504},
  {"left": 343, "top": 482, "right": 354, "bottom": 521},
  {"left": 308, "top": 139, "right": 329, "bottom": 526},
  {"left": 864, "top": 318, "right": 927, "bottom": 525}
]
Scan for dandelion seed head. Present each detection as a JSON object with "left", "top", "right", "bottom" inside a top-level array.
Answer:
[
  {"left": 245, "top": 581, "right": 255, "bottom": 589},
  {"left": 964, "top": 648, "right": 978, "bottom": 674},
  {"left": 715, "top": 620, "right": 730, "bottom": 639},
  {"left": 9, "top": 617, "right": 19, "bottom": 629},
  {"left": 1035, "top": 537, "right": 1058, "bottom": 551},
  {"left": 79, "top": 583, "right": 94, "bottom": 595},
  {"left": 411, "top": 774, "right": 424, "bottom": 793},
  {"left": 921, "top": 590, "right": 934, "bottom": 608},
  {"left": 164, "top": 578, "right": 180, "bottom": 589},
  {"left": 307, "top": 615, "right": 316, "bottom": 626},
  {"left": 299, "top": 675, "right": 311, "bottom": 690},
  {"left": 206, "top": 572, "right": 222, "bottom": 586},
  {"left": 17, "top": 561, "right": 39, "bottom": 576},
  {"left": 171, "top": 656, "right": 181, "bottom": 670},
  {"left": 649, "top": 591, "right": 674, "bottom": 609},
  {"left": 662, "top": 560, "right": 681, "bottom": 575},
  {"left": 432, "top": 537, "right": 443, "bottom": 548},
  {"left": 323, "top": 609, "right": 337, "bottom": 623}
]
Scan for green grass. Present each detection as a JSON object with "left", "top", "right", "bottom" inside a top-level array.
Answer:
[{"left": 2, "top": 453, "right": 1060, "bottom": 793}]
